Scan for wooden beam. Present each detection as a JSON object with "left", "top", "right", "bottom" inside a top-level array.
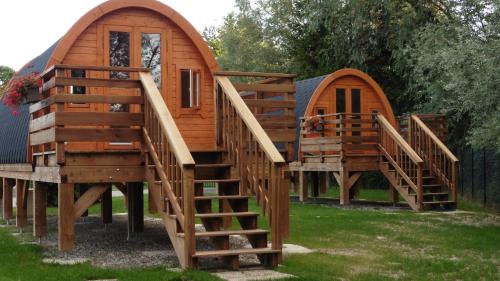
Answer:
[
  {"left": 73, "top": 184, "right": 109, "bottom": 220},
  {"left": 2, "top": 178, "right": 13, "bottom": 220},
  {"left": 234, "top": 83, "right": 295, "bottom": 93},
  {"left": 58, "top": 183, "right": 75, "bottom": 252},
  {"left": 244, "top": 99, "right": 296, "bottom": 109},
  {"left": 55, "top": 77, "right": 142, "bottom": 89},
  {"left": 16, "top": 179, "right": 28, "bottom": 228},
  {"left": 55, "top": 128, "right": 142, "bottom": 142},
  {"left": 127, "top": 183, "right": 144, "bottom": 233},
  {"left": 299, "top": 171, "right": 308, "bottom": 202},
  {"left": 214, "top": 71, "right": 297, "bottom": 78},
  {"left": 101, "top": 186, "right": 112, "bottom": 224},
  {"left": 61, "top": 166, "right": 144, "bottom": 183},
  {"left": 33, "top": 181, "right": 47, "bottom": 238},
  {"left": 339, "top": 170, "right": 350, "bottom": 205}
]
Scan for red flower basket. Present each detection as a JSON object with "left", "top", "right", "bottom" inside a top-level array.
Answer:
[{"left": 3, "top": 72, "right": 42, "bottom": 115}]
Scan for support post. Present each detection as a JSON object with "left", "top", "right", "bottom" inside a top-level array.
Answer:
[
  {"left": 389, "top": 185, "right": 399, "bottom": 205},
  {"left": 127, "top": 182, "right": 144, "bottom": 233},
  {"left": 311, "top": 172, "right": 319, "bottom": 197},
  {"left": 2, "top": 178, "right": 13, "bottom": 221},
  {"left": 33, "top": 181, "right": 47, "bottom": 238},
  {"left": 148, "top": 185, "right": 158, "bottom": 214},
  {"left": 58, "top": 183, "right": 75, "bottom": 251},
  {"left": 339, "top": 169, "right": 350, "bottom": 205},
  {"left": 16, "top": 179, "right": 28, "bottom": 229},
  {"left": 101, "top": 185, "right": 112, "bottom": 224},
  {"left": 299, "top": 171, "right": 308, "bottom": 202}
]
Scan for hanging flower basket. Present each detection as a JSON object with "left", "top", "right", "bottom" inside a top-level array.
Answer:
[
  {"left": 304, "top": 116, "right": 325, "bottom": 133},
  {"left": 3, "top": 72, "right": 42, "bottom": 115}
]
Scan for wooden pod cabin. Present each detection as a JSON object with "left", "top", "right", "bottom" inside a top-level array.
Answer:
[
  {"left": 0, "top": 0, "right": 291, "bottom": 270},
  {"left": 290, "top": 68, "right": 459, "bottom": 211}
]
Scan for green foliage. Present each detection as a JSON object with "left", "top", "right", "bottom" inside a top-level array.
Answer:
[
  {"left": 0, "top": 65, "right": 15, "bottom": 93},
  {"left": 205, "top": 0, "right": 500, "bottom": 150},
  {"left": 405, "top": 0, "right": 500, "bottom": 150}
]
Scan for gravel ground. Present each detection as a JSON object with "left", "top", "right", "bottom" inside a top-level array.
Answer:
[{"left": 38, "top": 214, "right": 261, "bottom": 269}]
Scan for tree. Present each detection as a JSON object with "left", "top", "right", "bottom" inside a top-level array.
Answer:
[{"left": 0, "top": 65, "right": 15, "bottom": 93}]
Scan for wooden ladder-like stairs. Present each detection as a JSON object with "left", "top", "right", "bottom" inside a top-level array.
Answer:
[
  {"left": 380, "top": 156, "right": 456, "bottom": 211},
  {"left": 147, "top": 150, "right": 280, "bottom": 269}
]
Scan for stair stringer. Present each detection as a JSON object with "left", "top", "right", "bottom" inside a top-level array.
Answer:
[
  {"left": 379, "top": 162, "right": 418, "bottom": 210},
  {"left": 145, "top": 168, "right": 188, "bottom": 267}
]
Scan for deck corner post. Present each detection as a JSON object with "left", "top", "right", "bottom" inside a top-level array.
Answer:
[
  {"left": 182, "top": 165, "right": 196, "bottom": 268},
  {"left": 101, "top": 185, "right": 112, "bottom": 224},
  {"left": 2, "top": 178, "right": 13, "bottom": 221},
  {"left": 58, "top": 183, "right": 75, "bottom": 251},
  {"left": 127, "top": 182, "right": 144, "bottom": 233},
  {"left": 33, "top": 181, "right": 47, "bottom": 238},
  {"left": 339, "top": 169, "right": 350, "bottom": 205},
  {"left": 15, "top": 179, "right": 28, "bottom": 229}
]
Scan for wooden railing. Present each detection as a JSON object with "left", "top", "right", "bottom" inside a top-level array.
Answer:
[
  {"left": 409, "top": 115, "right": 458, "bottom": 202},
  {"left": 140, "top": 72, "right": 195, "bottom": 267},
  {"left": 29, "top": 65, "right": 146, "bottom": 164},
  {"left": 377, "top": 114, "right": 425, "bottom": 210},
  {"left": 298, "top": 113, "right": 379, "bottom": 162},
  {"left": 215, "top": 76, "right": 288, "bottom": 251},
  {"left": 215, "top": 71, "right": 297, "bottom": 162}
]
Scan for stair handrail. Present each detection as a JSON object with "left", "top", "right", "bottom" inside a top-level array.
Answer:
[
  {"left": 377, "top": 114, "right": 425, "bottom": 209},
  {"left": 214, "top": 75, "right": 288, "bottom": 254},
  {"left": 139, "top": 72, "right": 195, "bottom": 267},
  {"left": 409, "top": 115, "right": 458, "bottom": 202}
]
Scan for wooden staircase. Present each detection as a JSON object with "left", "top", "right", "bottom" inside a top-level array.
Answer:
[
  {"left": 141, "top": 72, "right": 287, "bottom": 269},
  {"left": 377, "top": 114, "right": 458, "bottom": 211}
]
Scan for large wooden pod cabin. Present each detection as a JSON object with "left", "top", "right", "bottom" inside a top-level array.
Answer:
[
  {"left": 0, "top": 0, "right": 291, "bottom": 270},
  {"left": 291, "top": 68, "right": 459, "bottom": 212}
]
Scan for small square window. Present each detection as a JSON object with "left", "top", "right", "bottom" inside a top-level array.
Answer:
[{"left": 181, "top": 69, "right": 201, "bottom": 109}]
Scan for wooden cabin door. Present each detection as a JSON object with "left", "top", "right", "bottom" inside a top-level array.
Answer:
[
  {"left": 331, "top": 86, "right": 363, "bottom": 137},
  {"left": 100, "top": 25, "right": 166, "bottom": 150}
]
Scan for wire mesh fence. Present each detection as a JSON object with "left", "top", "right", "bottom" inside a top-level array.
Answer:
[{"left": 456, "top": 148, "right": 500, "bottom": 211}]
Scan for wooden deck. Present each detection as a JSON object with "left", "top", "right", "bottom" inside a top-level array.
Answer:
[
  {"left": 0, "top": 65, "right": 290, "bottom": 269},
  {"left": 289, "top": 113, "right": 458, "bottom": 211}
]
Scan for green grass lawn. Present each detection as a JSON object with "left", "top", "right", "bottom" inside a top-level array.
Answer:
[{"left": 1, "top": 189, "right": 499, "bottom": 281}]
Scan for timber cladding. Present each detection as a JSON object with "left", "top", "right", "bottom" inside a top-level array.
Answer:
[{"left": 48, "top": 2, "right": 219, "bottom": 151}]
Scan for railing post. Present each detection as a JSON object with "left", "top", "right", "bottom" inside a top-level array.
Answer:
[
  {"left": 452, "top": 161, "right": 458, "bottom": 202},
  {"left": 417, "top": 162, "right": 424, "bottom": 211},
  {"left": 182, "top": 164, "right": 196, "bottom": 267}
]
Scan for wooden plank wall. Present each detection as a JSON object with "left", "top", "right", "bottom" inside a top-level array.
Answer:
[{"left": 61, "top": 7, "right": 216, "bottom": 151}]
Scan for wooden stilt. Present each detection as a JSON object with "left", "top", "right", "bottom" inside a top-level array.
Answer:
[
  {"left": 16, "top": 179, "right": 28, "bottom": 228},
  {"left": 33, "top": 181, "right": 47, "bottom": 238},
  {"left": 127, "top": 182, "right": 144, "bottom": 233},
  {"left": 58, "top": 183, "right": 75, "bottom": 251},
  {"left": 339, "top": 169, "right": 350, "bottom": 205},
  {"left": 299, "top": 171, "right": 308, "bottom": 202},
  {"left": 2, "top": 178, "right": 13, "bottom": 220},
  {"left": 101, "top": 185, "right": 112, "bottom": 224},
  {"left": 389, "top": 185, "right": 399, "bottom": 204}
]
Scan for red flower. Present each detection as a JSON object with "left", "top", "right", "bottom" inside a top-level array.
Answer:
[{"left": 3, "top": 71, "right": 42, "bottom": 116}]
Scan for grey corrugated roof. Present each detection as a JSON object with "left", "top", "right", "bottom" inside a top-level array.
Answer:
[
  {"left": 0, "top": 41, "right": 58, "bottom": 164},
  {"left": 292, "top": 75, "right": 328, "bottom": 160}
]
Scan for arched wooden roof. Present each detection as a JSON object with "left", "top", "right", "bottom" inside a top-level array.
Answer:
[
  {"left": 304, "top": 68, "right": 397, "bottom": 126},
  {"left": 46, "top": 0, "right": 219, "bottom": 73}
]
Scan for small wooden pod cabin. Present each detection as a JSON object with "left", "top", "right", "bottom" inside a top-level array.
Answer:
[
  {"left": 0, "top": 0, "right": 291, "bottom": 270},
  {"left": 291, "top": 68, "right": 459, "bottom": 212}
]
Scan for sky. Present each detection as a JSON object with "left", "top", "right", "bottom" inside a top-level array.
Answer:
[{"left": 0, "top": 0, "right": 235, "bottom": 71}]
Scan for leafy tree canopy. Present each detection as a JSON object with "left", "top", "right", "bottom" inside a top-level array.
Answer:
[{"left": 0, "top": 65, "right": 15, "bottom": 93}]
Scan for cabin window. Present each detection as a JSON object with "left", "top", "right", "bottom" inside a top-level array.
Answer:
[
  {"left": 315, "top": 108, "right": 326, "bottom": 115},
  {"left": 141, "top": 33, "right": 161, "bottom": 88},
  {"left": 109, "top": 31, "right": 130, "bottom": 79},
  {"left": 351, "top": 89, "right": 361, "bottom": 136},
  {"left": 351, "top": 89, "right": 361, "bottom": 113},
  {"left": 181, "top": 69, "right": 201, "bottom": 109},
  {"left": 335, "top": 88, "right": 346, "bottom": 113},
  {"left": 70, "top": 69, "right": 86, "bottom": 95}
]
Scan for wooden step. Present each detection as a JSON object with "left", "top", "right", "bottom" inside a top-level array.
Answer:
[
  {"left": 195, "top": 212, "right": 258, "bottom": 219},
  {"left": 191, "top": 150, "right": 226, "bottom": 164},
  {"left": 195, "top": 163, "right": 232, "bottom": 168},
  {"left": 423, "top": 200, "right": 455, "bottom": 205},
  {"left": 409, "top": 192, "right": 448, "bottom": 196},
  {"left": 193, "top": 248, "right": 280, "bottom": 258},
  {"left": 167, "top": 212, "right": 258, "bottom": 219},
  {"left": 166, "top": 195, "right": 250, "bottom": 201},
  {"left": 178, "top": 229, "right": 268, "bottom": 238},
  {"left": 195, "top": 163, "right": 232, "bottom": 180},
  {"left": 194, "top": 179, "right": 240, "bottom": 184}
]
